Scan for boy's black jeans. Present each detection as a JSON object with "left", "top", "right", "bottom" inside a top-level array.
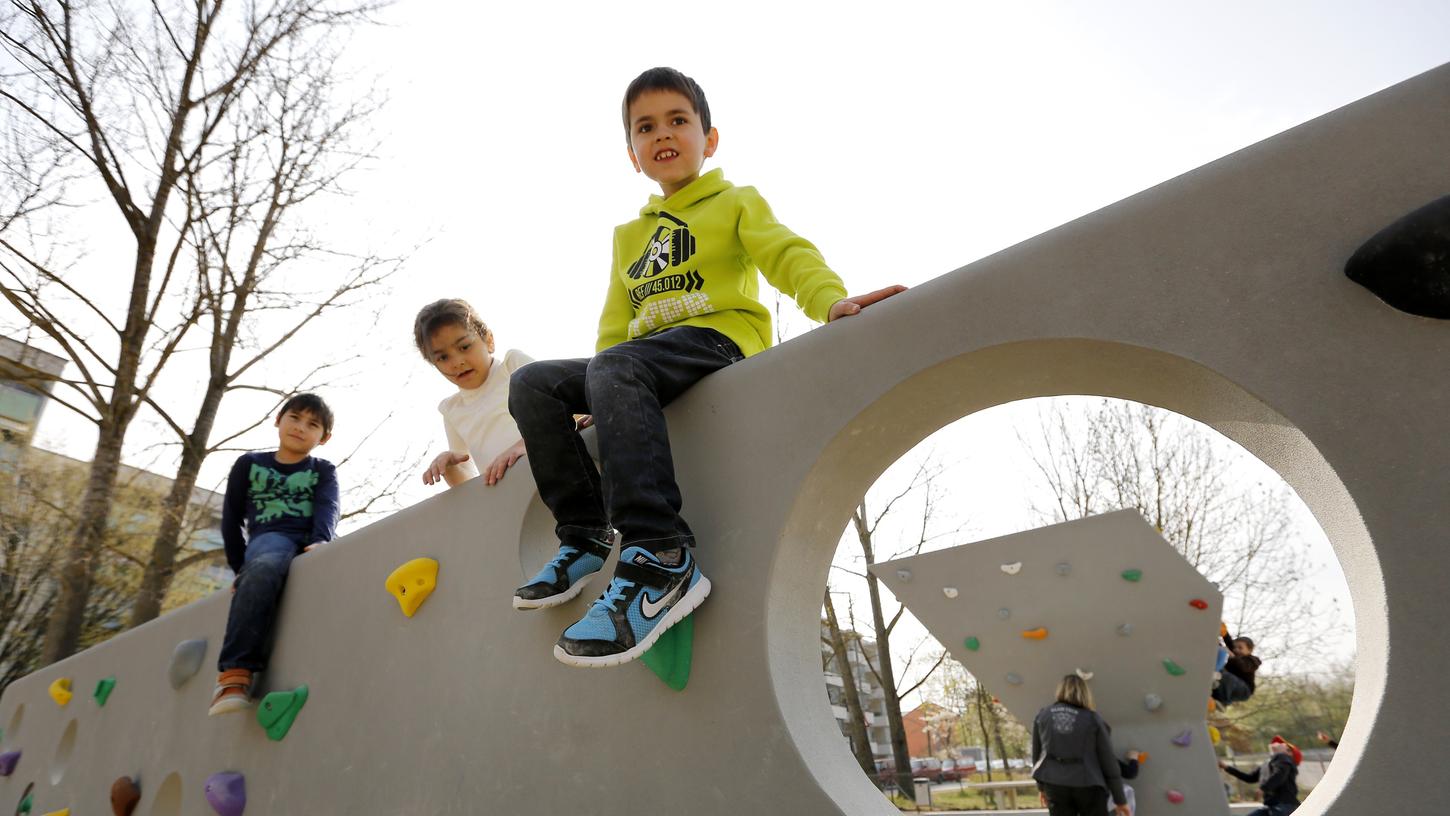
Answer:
[{"left": 509, "top": 326, "right": 744, "bottom": 553}]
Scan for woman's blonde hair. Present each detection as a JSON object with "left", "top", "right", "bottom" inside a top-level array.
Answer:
[{"left": 1055, "top": 674, "right": 1095, "bottom": 710}]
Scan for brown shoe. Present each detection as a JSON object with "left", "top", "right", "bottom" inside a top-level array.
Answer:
[{"left": 208, "top": 669, "right": 253, "bottom": 716}]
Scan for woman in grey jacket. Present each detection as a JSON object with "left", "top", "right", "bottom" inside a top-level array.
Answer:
[{"left": 1031, "top": 675, "right": 1130, "bottom": 816}]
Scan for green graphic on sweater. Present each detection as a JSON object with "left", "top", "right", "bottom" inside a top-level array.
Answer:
[{"left": 248, "top": 464, "right": 318, "bottom": 523}]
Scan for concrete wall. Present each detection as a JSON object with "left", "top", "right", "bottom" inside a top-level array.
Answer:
[
  {"left": 875, "top": 510, "right": 1228, "bottom": 813},
  {"left": 2, "top": 61, "right": 1448, "bottom": 816}
]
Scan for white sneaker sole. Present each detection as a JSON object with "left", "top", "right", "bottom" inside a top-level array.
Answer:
[
  {"left": 553, "top": 575, "right": 711, "bottom": 668},
  {"left": 512, "top": 570, "right": 599, "bottom": 610},
  {"left": 207, "top": 696, "right": 253, "bottom": 716}
]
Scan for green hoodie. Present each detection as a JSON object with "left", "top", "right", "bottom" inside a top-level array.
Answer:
[{"left": 598, "top": 168, "right": 847, "bottom": 357}]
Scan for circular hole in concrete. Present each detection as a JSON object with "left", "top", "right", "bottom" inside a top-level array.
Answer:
[
  {"left": 148, "top": 772, "right": 182, "bottom": 816},
  {"left": 49, "top": 719, "right": 77, "bottom": 785},
  {"left": 5, "top": 703, "right": 23, "bottom": 740},
  {"left": 827, "top": 397, "right": 1356, "bottom": 798}
]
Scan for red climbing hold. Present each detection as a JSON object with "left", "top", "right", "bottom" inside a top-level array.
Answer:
[{"left": 1189, "top": 598, "right": 1209, "bottom": 610}]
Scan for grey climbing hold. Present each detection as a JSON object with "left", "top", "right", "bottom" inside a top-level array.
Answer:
[
  {"left": 895, "top": 568, "right": 912, "bottom": 582},
  {"left": 1144, "top": 693, "right": 1163, "bottom": 712},
  {"left": 1055, "top": 562, "right": 1071, "bottom": 576},
  {"left": 942, "top": 587, "right": 958, "bottom": 599},
  {"left": 1345, "top": 194, "right": 1450, "bottom": 319},
  {"left": 996, "top": 608, "right": 1011, "bottom": 620},
  {"left": 1005, "top": 672, "right": 1022, "bottom": 685},
  {"left": 1116, "top": 623, "right": 1133, "bottom": 637},
  {"left": 168, "top": 638, "right": 208, "bottom": 689}
]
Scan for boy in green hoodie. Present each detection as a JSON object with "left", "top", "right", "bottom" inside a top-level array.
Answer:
[{"left": 509, "top": 66, "right": 904, "bottom": 668}]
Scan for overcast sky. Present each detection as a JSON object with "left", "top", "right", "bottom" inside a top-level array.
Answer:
[{"left": 13, "top": 0, "right": 1450, "bottom": 688}]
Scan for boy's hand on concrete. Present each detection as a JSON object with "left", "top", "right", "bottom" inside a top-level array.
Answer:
[
  {"left": 484, "top": 440, "right": 526, "bottom": 486},
  {"left": 423, "top": 451, "right": 470, "bottom": 486},
  {"left": 827, "top": 284, "right": 908, "bottom": 321}
]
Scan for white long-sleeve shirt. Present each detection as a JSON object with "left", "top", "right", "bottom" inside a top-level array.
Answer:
[{"left": 437, "top": 348, "right": 533, "bottom": 473}]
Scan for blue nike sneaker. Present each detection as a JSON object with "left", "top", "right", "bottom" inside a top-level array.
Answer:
[
  {"left": 513, "top": 534, "right": 614, "bottom": 610},
  {"left": 554, "top": 546, "right": 710, "bottom": 667}
]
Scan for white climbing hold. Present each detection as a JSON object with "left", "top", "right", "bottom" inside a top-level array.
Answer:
[
  {"left": 1005, "top": 672, "right": 1023, "bottom": 685},
  {"left": 1144, "top": 693, "right": 1163, "bottom": 712},
  {"left": 896, "top": 569, "right": 912, "bottom": 582},
  {"left": 1075, "top": 668, "right": 1094, "bottom": 681},
  {"left": 1117, "top": 623, "right": 1133, "bottom": 637},
  {"left": 996, "top": 608, "right": 1012, "bottom": 620},
  {"left": 942, "top": 587, "right": 959, "bottom": 599},
  {"left": 1000, "top": 561, "right": 1023, "bottom": 575}
]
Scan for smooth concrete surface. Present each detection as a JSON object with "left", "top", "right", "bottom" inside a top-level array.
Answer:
[
  {"left": 874, "top": 511, "right": 1228, "bottom": 815},
  {"left": 2, "top": 63, "right": 1449, "bottom": 815}
]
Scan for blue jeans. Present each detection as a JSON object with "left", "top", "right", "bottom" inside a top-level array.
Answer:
[
  {"left": 508, "top": 326, "right": 744, "bottom": 552},
  {"left": 218, "top": 531, "right": 305, "bottom": 672}
]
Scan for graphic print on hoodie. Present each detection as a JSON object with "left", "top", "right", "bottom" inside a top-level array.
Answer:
[{"left": 623, "top": 211, "right": 710, "bottom": 339}]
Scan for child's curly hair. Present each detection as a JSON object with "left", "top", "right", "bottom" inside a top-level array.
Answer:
[{"left": 413, "top": 299, "right": 489, "bottom": 361}]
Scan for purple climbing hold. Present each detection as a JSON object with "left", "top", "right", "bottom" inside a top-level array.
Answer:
[
  {"left": 1172, "top": 729, "right": 1193, "bottom": 747},
  {"left": 204, "top": 772, "right": 246, "bottom": 816},
  {"left": 0, "top": 749, "right": 19, "bottom": 776}
]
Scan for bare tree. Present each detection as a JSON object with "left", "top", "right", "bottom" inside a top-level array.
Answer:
[
  {"left": 1024, "top": 399, "right": 1335, "bottom": 666},
  {"left": 0, "top": 0, "right": 383, "bottom": 660},
  {"left": 840, "top": 457, "right": 960, "bottom": 801},
  {"left": 822, "top": 590, "right": 876, "bottom": 778}
]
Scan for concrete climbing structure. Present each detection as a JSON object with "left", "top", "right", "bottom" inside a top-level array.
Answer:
[{"left": 0, "top": 62, "right": 1447, "bottom": 816}]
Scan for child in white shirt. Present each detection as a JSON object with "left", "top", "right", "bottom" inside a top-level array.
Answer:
[{"left": 414, "top": 299, "right": 533, "bottom": 487}]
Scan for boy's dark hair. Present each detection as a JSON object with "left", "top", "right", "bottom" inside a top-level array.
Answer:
[
  {"left": 1233, "top": 636, "right": 1255, "bottom": 652},
  {"left": 621, "top": 67, "right": 711, "bottom": 142},
  {"left": 277, "top": 393, "right": 334, "bottom": 435},
  {"left": 413, "top": 299, "right": 489, "bottom": 361}
]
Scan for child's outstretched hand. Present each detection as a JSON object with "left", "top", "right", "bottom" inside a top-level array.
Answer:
[
  {"left": 828, "top": 284, "right": 908, "bottom": 322},
  {"left": 484, "top": 440, "right": 526, "bottom": 486},
  {"left": 424, "top": 451, "right": 470, "bottom": 486}
]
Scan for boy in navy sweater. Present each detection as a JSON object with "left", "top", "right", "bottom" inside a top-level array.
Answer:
[{"left": 209, "top": 393, "right": 339, "bottom": 715}]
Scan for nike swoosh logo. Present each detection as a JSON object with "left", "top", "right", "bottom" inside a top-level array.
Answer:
[{"left": 640, "top": 578, "right": 686, "bottom": 619}]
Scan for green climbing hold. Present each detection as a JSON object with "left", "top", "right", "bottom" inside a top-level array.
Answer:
[
  {"left": 1121, "top": 568, "right": 1143, "bottom": 582},
  {"left": 93, "top": 676, "right": 116, "bottom": 707},
  {"left": 964, "top": 637, "right": 980, "bottom": 652},
  {"left": 19, "top": 791, "right": 33, "bottom": 814},
  {"left": 641, "top": 615, "right": 693, "bottom": 691},
  {"left": 1163, "top": 659, "right": 1187, "bottom": 676},
  {"left": 256, "top": 684, "right": 309, "bottom": 741}
]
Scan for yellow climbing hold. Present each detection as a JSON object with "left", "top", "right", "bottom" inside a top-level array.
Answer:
[
  {"left": 386, "top": 557, "right": 439, "bottom": 617},
  {"left": 41, "top": 809, "right": 69, "bottom": 816},
  {"left": 1209, "top": 725, "right": 1222, "bottom": 745},
  {"left": 1021, "top": 627, "right": 1049, "bottom": 640},
  {"left": 48, "top": 677, "right": 72, "bottom": 707}
]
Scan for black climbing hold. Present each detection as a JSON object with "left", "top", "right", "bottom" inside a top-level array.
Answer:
[{"left": 1345, "top": 195, "right": 1450, "bottom": 319}]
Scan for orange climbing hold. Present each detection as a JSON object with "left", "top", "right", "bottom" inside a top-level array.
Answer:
[
  {"left": 1189, "top": 598, "right": 1209, "bottom": 610},
  {"left": 48, "top": 677, "right": 72, "bottom": 707},
  {"left": 1021, "top": 627, "right": 1049, "bottom": 640},
  {"left": 386, "top": 557, "right": 439, "bottom": 617}
]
